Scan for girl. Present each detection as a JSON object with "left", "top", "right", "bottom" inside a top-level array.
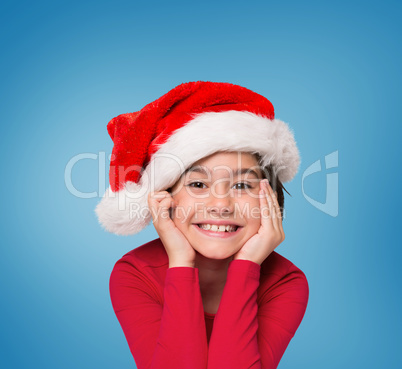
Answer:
[{"left": 96, "top": 81, "right": 309, "bottom": 369}]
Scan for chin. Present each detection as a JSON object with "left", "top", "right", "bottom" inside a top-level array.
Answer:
[{"left": 195, "top": 244, "right": 240, "bottom": 260}]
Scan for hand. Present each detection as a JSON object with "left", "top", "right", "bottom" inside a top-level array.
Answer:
[
  {"left": 233, "top": 179, "right": 285, "bottom": 265},
  {"left": 148, "top": 191, "right": 196, "bottom": 268}
]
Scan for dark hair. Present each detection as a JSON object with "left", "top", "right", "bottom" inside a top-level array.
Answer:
[{"left": 253, "top": 153, "right": 291, "bottom": 219}]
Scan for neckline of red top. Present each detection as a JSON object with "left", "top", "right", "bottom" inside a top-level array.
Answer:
[{"left": 204, "top": 311, "right": 216, "bottom": 318}]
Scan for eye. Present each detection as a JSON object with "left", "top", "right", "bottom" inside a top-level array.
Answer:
[
  {"left": 232, "top": 182, "right": 252, "bottom": 190},
  {"left": 187, "top": 181, "right": 207, "bottom": 189}
]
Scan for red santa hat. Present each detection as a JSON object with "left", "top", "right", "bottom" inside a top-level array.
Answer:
[{"left": 95, "top": 81, "right": 300, "bottom": 235}]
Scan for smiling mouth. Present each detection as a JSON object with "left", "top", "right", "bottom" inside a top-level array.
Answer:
[{"left": 196, "top": 224, "right": 240, "bottom": 233}]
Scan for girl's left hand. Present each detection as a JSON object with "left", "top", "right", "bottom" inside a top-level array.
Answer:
[{"left": 233, "top": 179, "right": 285, "bottom": 265}]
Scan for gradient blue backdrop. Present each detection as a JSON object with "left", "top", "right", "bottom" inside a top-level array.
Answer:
[{"left": 1, "top": 1, "right": 401, "bottom": 368}]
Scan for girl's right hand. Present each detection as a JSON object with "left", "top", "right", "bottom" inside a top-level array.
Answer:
[{"left": 148, "top": 191, "right": 196, "bottom": 268}]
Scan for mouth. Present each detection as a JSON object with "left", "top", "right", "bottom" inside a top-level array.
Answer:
[
  {"left": 193, "top": 223, "right": 242, "bottom": 238},
  {"left": 197, "top": 224, "right": 239, "bottom": 232}
]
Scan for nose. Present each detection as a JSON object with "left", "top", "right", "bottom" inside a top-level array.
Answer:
[{"left": 205, "top": 181, "right": 234, "bottom": 215}]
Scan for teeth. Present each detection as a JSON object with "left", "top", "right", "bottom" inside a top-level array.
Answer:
[{"left": 199, "top": 224, "right": 237, "bottom": 232}]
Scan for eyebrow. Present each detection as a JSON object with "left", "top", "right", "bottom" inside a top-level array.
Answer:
[{"left": 184, "top": 165, "right": 262, "bottom": 178}]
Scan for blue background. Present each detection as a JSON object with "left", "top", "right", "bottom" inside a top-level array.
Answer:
[{"left": 1, "top": 0, "right": 401, "bottom": 368}]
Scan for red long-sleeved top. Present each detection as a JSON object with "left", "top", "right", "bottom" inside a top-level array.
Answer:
[{"left": 109, "top": 238, "right": 309, "bottom": 369}]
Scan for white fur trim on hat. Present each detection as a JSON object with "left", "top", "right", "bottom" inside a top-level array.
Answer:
[{"left": 95, "top": 110, "right": 300, "bottom": 235}]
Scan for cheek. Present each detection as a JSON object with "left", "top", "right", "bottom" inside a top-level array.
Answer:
[
  {"left": 171, "top": 195, "right": 193, "bottom": 223},
  {"left": 172, "top": 216, "right": 185, "bottom": 232},
  {"left": 235, "top": 197, "right": 261, "bottom": 221},
  {"left": 251, "top": 200, "right": 262, "bottom": 224}
]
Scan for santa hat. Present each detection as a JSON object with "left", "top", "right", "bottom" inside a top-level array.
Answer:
[{"left": 95, "top": 81, "right": 300, "bottom": 235}]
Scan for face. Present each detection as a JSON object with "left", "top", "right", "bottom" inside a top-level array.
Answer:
[{"left": 170, "top": 151, "right": 265, "bottom": 260}]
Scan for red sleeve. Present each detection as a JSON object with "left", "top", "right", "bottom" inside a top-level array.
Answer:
[
  {"left": 207, "top": 259, "right": 309, "bottom": 369},
  {"left": 109, "top": 260, "right": 208, "bottom": 369}
]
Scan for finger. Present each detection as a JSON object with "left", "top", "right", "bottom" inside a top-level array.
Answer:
[
  {"left": 257, "top": 183, "right": 268, "bottom": 226},
  {"left": 271, "top": 189, "right": 282, "bottom": 219},
  {"left": 275, "top": 197, "right": 285, "bottom": 239},
  {"left": 271, "top": 190, "right": 282, "bottom": 224},
  {"left": 265, "top": 183, "right": 285, "bottom": 240},
  {"left": 149, "top": 191, "right": 170, "bottom": 203},
  {"left": 259, "top": 180, "right": 275, "bottom": 230},
  {"left": 273, "top": 196, "right": 284, "bottom": 239},
  {"left": 148, "top": 192, "right": 160, "bottom": 221},
  {"left": 148, "top": 191, "right": 171, "bottom": 205},
  {"left": 148, "top": 192, "right": 174, "bottom": 224},
  {"left": 269, "top": 188, "right": 284, "bottom": 233},
  {"left": 264, "top": 181, "right": 279, "bottom": 230},
  {"left": 157, "top": 197, "right": 175, "bottom": 223}
]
